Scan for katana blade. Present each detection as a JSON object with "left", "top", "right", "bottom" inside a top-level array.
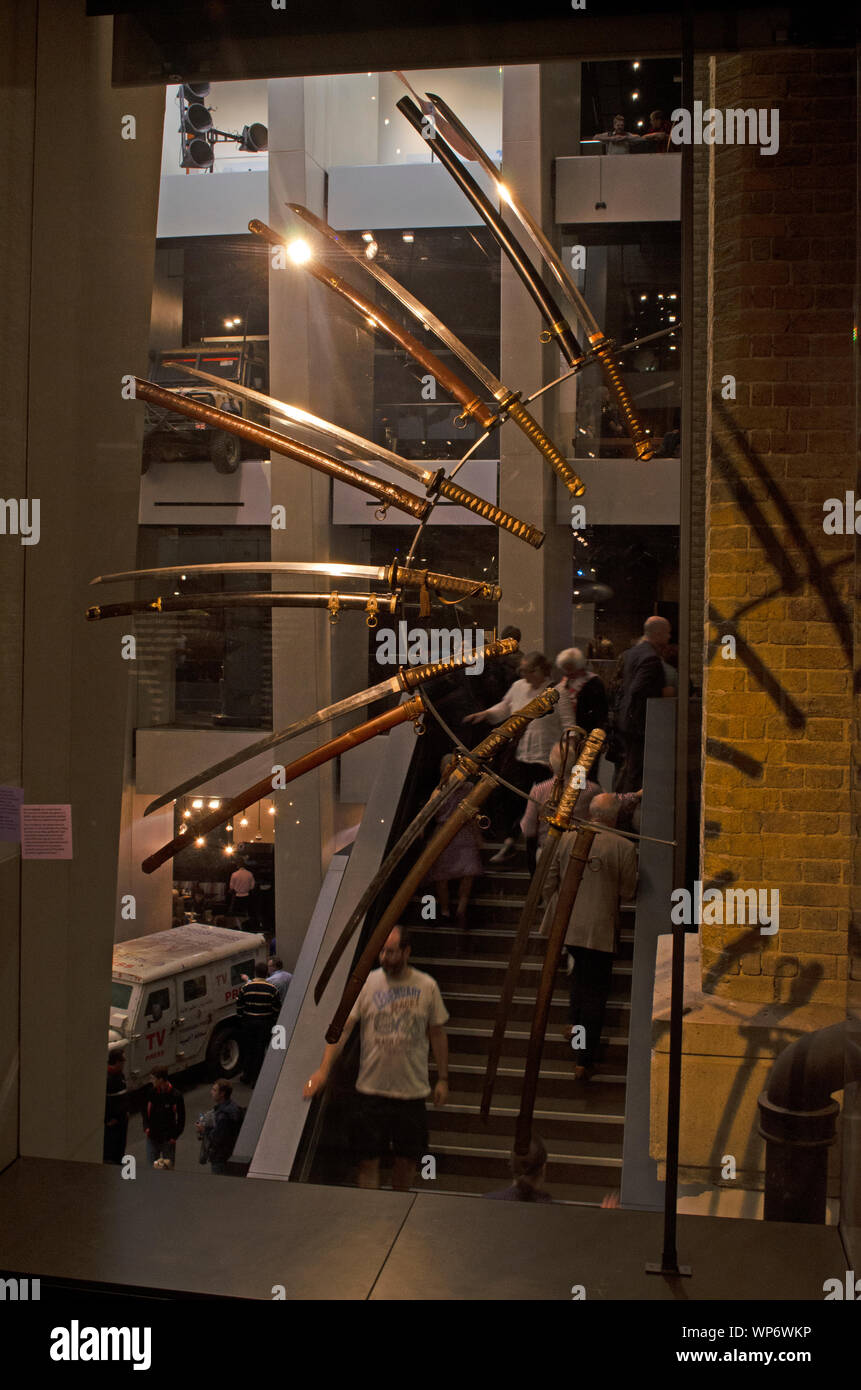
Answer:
[
  {"left": 173, "top": 363, "right": 543, "bottom": 548},
  {"left": 314, "top": 678, "right": 557, "bottom": 1007},
  {"left": 397, "top": 96, "right": 585, "bottom": 366},
  {"left": 250, "top": 217, "right": 498, "bottom": 434},
  {"left": 324, "top": 687, "right": 561, "bottom": 1043},
  {"left": 142, "top": 637, "right": 517, "bottom": 818},
  {"left": 133, "top": 378, "right": 430, "bottom": 520},
  {"left": 480, "top": 727, "right": 606, "bottom": 1118},
  {"left": 90, "top": 560, "right": 502, "bottom": 604},
  {"left": 142, "top": 694, "right": 427, "bottom": 875},
  {"left": 281, "top": 208, "right": 585, "bottom": 498},
  {"left": 420, "top": 91, "right": 658, "bottom": 464},
  {"left": 85, "top": 592, "right": 397, "bottom": 622}
]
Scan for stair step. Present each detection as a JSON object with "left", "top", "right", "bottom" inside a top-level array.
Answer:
[
  {"left": 435, "top": 1094, "right": 624, "bottom": 1144},
  {"left": 414, "top": 1170, "right": 613, "bottom": 1206}
]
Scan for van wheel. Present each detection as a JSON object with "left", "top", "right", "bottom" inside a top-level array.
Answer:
[
  {"left": 212, "top": 433, "right": 242, "bottom": 473},
  {"left": 207, "top": 1026, "right": 242, "bottom": 1078}
]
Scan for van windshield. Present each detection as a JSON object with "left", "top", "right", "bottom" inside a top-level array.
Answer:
[{"left": 111, "top": 982, "right": 133, "bottom": 1010}]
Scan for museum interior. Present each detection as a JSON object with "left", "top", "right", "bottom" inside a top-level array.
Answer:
[{"left": 0, "top": 0, "right": 858, "bottom": 1310}]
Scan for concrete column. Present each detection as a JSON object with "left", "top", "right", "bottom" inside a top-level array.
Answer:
[
  {"left": 267, "top": 78, "right": 374, "bottom": 970},
  {"left": 11, "top": 1, "right": 163, "bottom": 1161},
  {"left": 497, "top": 65, "right": 573, "bottom": 659}
]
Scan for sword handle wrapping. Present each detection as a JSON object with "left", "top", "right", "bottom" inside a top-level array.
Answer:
[
  {"left": 591, "top": 339, "right": 657, "bottom": 461},
  {"left": 399, "top": 636, "right": 517, "bottom": 691},
  {"left": 546, "top": 727, "right": 606, "bottom": 830},
  {"left": 473, "top": 687, "right": 560, "bottom": 761},
  {"left": 434, "top": 476, "right": 545, "bottom": 549},
  {"left": 394, "top": 565, "right": 502, "bottom": 604},
  {"left": 502, "top": 397, "right": 586, "bottom": 498}
]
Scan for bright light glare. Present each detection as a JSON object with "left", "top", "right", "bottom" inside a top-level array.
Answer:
[
  {"left": 287, "top": 239, "right": 312, "bottom": 265},
  {"left": 496, "top": 182, "right": 512, "bottom": 205}
]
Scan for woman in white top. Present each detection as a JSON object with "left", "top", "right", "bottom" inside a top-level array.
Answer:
[{"left": 464, "top": 651, "right": 574, "bottom": 864}]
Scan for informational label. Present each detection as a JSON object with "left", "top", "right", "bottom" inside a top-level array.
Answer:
[
  {"left": 21, "top": 804, "right": 73, "bottom": 860},
  {"left": 0, "top": 786, "right": 25, "bottom": 842}
]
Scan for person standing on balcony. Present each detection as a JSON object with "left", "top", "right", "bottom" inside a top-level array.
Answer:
[{"left": 594, "top": 113, "right": 636, "bottom": 153}]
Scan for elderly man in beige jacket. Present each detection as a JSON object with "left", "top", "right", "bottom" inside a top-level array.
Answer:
[{"left": 541, "top": 793, "right": 637, "bottom": 1081}]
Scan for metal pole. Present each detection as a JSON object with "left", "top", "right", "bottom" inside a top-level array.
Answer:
[{"left": 646, "top": 11, "right": 694, "bottom": 1280}]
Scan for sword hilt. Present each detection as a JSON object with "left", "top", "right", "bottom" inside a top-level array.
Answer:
[
  {"left": 433, "top": 475, "right": 545, "bottom": 549},
  {"left": 590, "top": 337, "right": 657, "bottom": 461},
  {"left": 392, "top": 564, "right": 502, "bottom": 604},
  {"left": 501, "top": 395, "right": 586, "bottom": 498},
  {"left": 398, "top": 637, "right": 517, "bottom": 691},
  {"left": 473, "top": 687, "right": 560, "bottom": 761},
  {"left": 545, "top": 727, "right": 606, "bottom": 831}
]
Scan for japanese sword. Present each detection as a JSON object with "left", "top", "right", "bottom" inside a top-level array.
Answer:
[
  {"left": 143, "top": 638, "right": 517, "bottom": 818},
  {"left": 398, "top": 95, "right": 585, "bottom": 368},
  {"left": 325, "top": 687, "right": 560, "bottom": 1043},
  {"left": 422, "top": 91, "right": 657, "bottom": 463},
  {"left": 250, "top": 217, "right": 498, "bottom": 435},
  {"left": 514, "top": 819, "right": 600, "bottom": 1156},
  {"left": 173, "top": 363, "right": 543, "bottom": 548},
  {"left": 132, "top": 378, "right": 429, "bottom": 520},
  {"left": 142, "top": 694, "right": 427, "bottom": 874},
  {"left": 86, "top": 592, "right": 397, "bottom": 623},
  {"left": 480, "top": 726, "right": 606, "bottom": 1119},
  {"left": 314, "top": 680, "right": 550, "bottom": 1006},
  {"left": 276, "top": 209, "right": 585, "bottom": 498},
  {"left": 90, "top": 561, "right": 502, "bottom": 606}
]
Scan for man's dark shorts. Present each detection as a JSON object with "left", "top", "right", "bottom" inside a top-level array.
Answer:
[{"left": 353, "top": 1092, "right": 428, "bottom": 1162}]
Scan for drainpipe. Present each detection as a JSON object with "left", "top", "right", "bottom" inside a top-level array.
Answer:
[{"left": 757, "top": 1021, "right": 856, "bottom": 1223}]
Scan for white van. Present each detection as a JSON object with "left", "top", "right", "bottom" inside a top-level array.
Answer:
[{"left": 108, "top": 924, "right": 269, "bottom": 1088}]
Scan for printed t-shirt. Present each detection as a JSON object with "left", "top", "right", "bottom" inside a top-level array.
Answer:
[{"left": 349, "top": 966, "right": 449, "bottom": 1100}]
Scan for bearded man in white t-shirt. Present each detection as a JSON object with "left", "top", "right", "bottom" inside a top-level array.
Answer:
[{"left": 303, "top": 926, "right": 449, "bottom": 1192}]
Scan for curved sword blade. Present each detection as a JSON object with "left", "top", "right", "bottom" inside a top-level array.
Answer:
[
  {"left": 143, "top": 674, "right": 405, "bottom": 817},
  {"left": 91, "top": 561, "right": 385, "bottom": 586}
]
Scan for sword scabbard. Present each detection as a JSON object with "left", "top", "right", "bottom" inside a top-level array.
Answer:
[
  {"left": 514, "top": 825, "right": 598, "bottom": 1156},
  {"left": 141, "top": 696, "right": 424, "bottom": 875}
]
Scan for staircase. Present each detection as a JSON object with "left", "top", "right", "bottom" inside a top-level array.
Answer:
[{"left": 404, "top": 850, "right": 636, "bottom": 1205}]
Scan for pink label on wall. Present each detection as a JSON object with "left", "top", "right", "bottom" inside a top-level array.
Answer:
[
  {"left": 0, "top": 787, "right": 25, "bottom": 842},
  {"left": 21, "top": 804, "right": 73, "bottom": 860}
]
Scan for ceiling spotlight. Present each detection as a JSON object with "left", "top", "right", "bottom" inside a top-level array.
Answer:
[
  {"left": 631, "top": 90, "right": 640, "bottom": 100},
  {"left": 183, "top": 810, "right": 192, "bottom": 819},
  {"left": 192, "top": 799, "right": 203, "bottom": 809},
  {"left": 195, "top": 837, "right": 205, "bottom": 847},
  {"left": 365, "top": 239, "right": 378, "bottom": 260},
  {"left": 361, "top": 231, "right": 374, "bottom": 242},
  {"left": 632, "top": 61, "right": 640, "bottom": 71},
  {"left": 268, "top": 806, "right": 276, "bottom": 815},
  {"left": 208, "top": 799, "right": 221, "bottom": 809},
  {"left": 287, "top": 239, "right": 312, "bottom": 265},
  {"left": 239, "top": 817, "right": 248, "bottom": 827},
  {"left": 402, "top": 232, "right": 414, "bottom": 243}
]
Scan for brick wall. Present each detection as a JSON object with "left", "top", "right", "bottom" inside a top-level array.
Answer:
[{"left": 701, "top": 49, "right": 856, "bottom": 1006}]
